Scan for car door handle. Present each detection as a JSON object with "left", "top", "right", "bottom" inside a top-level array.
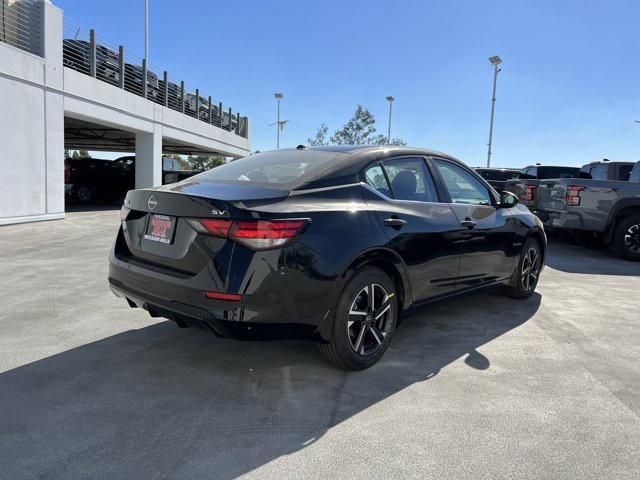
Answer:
[
  {"left": 383, "top": 218, "right": 407, "bottom": 228},
  {"left": 460, "top": 218, "right": 477, "bottom": 230}
]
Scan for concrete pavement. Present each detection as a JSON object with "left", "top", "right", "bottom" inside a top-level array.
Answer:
[{"left": 0, "top": 210, "right": 639, "bottom": 479}]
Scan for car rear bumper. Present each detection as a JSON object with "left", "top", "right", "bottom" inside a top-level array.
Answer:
[
  {"left": 108, "top": 235, "right": 340, "bottom": 342},
  {"left": 534, "top": 209, "right": 584, "bottom": 230}
]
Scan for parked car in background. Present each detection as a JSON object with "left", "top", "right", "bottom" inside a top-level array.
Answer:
[
  {"left": 535, "top": 160, "right": 640, "bottom": 260},
  {"left": 504, "top": 164, "right": 580, "bottom": 209},
  {"left": 475, "top": 168, "right": 521, "bottom": 191},
  {"left": 578, "top": 159, "right": 635, "bottom": 181},
  {"left": 109, "top": 145, "right": 546, "bottom": 369},
  {"left": 631, "top": 162, "right": 640, "bottom": 182},
  {"left": 63, "top": 39, "right": 120, "bottom": 85},
  {"left": 65, "top": 157, "right": 134, "bottom": 203},
  {"left": 65, "top": 156, "right": 201, "bottom": 203}
]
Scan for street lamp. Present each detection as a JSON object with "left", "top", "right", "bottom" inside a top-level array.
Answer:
[
  {"left": 274, "top": 93, "right": 284, "bottom": 149},
  {"left": 486, "top": 55, "right": 502, "bottom": 167},
  {"left": 386, "top": 96, "right": 395, "bottom": 144},
  {"left": 144, "top": 0, "right": 149, "bottom": 62}
]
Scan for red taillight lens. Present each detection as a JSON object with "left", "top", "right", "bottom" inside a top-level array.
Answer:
[
  {"left": 188, "top": 218, "right": 308, "bottom": 250},
  {"left": 566, "top": 185, "right": 585, "bottom": 206},
  {"left": 203, "top": 291, "right": 242, "bottom": 301},
  {"left": 524, "top": 184, "right": 538, "bottom": 202},
  {"left": 200, "top": 219, "right": 233, "bottom": 237}
]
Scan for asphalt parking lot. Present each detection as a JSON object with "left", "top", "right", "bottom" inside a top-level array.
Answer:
[{"left": 1, "top": 209, "right": 639, "bottom": 479}]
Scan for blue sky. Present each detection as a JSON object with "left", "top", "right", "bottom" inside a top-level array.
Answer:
[{"left": 56, "top": 0, "right": 640, "bottom": 167}]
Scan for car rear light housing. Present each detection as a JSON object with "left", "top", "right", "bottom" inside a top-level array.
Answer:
[
  {"left": 187, "top": 218, "right": 309, "bottom": 251},
  {"left": 120, "top": 205, "right": 131, "bottom": 221},
  {"left": 524, "top": 184, "right": 538, "bottom": 202},
  {"left": 565, "top": 185, "right": 585, "bottom": 206}
]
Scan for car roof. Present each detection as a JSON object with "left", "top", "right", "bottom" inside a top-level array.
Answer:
[{"left": 279, "top": 145, "right": 466, "bottom": 190}]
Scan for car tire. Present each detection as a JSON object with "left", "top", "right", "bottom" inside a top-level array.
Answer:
[
  {"left": 318, "top": 267, "right": 398, "bottom": 370},
  {"left": 76, "top": 185, "right": 95, "bottom": 203},
  {"left": 613, "top": 214, "right": 640, "bottom": 261},
  {"left": 502, "top": 237, "right": 542, "bottom": 299}
]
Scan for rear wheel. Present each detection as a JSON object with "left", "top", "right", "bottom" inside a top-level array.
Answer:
[
  {"left": 319, "top": 267, "right": 397, "bottom": 370},
  {"left": 613, "top": 214, "right": 640, "bottom": 261},
  {"left": 76, "top": 185, "right": 95, "bottom": 203},
  {"left": 502, "top": 238, "right": 542, "bottom": 299}
]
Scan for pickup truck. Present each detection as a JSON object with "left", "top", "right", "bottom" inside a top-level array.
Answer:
[
  {"left": 578, "top": 160, "right": 636, "bottom": 181},
  {"left": 534, "top": 161, "right": 640, "bottom": 261},
  {"left": 474, "top": 167, "right": 521, "bottom": 191},
  {"left": 503, "top": 165, "right": 580, "bottom": 209}
]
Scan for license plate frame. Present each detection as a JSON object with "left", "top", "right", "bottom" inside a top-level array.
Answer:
[{"left": 144, "top": 214, "right": 176, "bottom": 244}]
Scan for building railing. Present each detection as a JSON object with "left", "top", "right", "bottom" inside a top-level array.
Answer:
[
  {"left": 0, "top": 0, "right": 43, "bottom": 56},
  {"left": 62, "top": 17, "right": 248, "bottom": 139}
]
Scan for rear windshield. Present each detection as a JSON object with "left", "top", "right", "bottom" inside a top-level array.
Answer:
[
  {"left": 537, "top": 167, "right": 580, "bottom": 179},
  {"left": 193, "top": 150, "right": 345, "bottom": 188}
]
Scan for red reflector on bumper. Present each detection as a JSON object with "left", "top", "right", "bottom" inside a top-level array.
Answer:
[{"left": 203, "top": 291, "right": 242, "bottom": 301}]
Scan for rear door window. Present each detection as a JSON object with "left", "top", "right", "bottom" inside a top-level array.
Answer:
[{"left": 382, "top": 158, "right": 439, "bottom": 202}]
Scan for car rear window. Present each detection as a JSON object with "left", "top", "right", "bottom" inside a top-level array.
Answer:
[
  {"left": 193, "top": 150, "right": 345, "bottom": 189},
  {"left": 537, "top": 167, "right": 580, "bottom": 179}
]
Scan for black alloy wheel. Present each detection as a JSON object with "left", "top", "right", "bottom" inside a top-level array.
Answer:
[{"left": 319, "top": 267, "right": 397, "bottom": 370}]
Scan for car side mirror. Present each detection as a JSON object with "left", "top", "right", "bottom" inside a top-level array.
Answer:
[{"left": 499, "top": 191, "right": 519, "bottom": 208}]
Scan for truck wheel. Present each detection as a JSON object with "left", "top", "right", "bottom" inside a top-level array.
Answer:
[
  {"left": 318, "top": 267, "right": 398, "bottom": 370},
  {"left": 613, "top": 214, "right": 640, "bottom": 261}
]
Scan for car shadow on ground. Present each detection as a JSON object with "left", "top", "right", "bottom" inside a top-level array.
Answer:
[
  {"left": 0, "top": 291, "right": 540, "bottom": 479},
  {"left": 544, "top": 239, "right": 639, "bottom": 276}
]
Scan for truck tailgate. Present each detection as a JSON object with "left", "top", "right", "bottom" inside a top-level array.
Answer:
[{"left": 537, "top": 180, "right": 568, "bottom": 213}]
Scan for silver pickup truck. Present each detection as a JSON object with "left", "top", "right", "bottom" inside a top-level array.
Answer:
[{"left": 534, "top": 161, "right": 640, "bottom": 261}]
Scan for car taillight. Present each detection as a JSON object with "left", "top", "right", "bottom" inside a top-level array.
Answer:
[
  {"left": 524, "top": 184, "right": 538, "bottom": 202},
  {"left": 187, "top": 218, "right": 309, "bottom": 250},
  {"left": 120, "top": 205, "right": 131, "bottom": 221},
  {"left": 565, "top": 185, "right": 585, "bottom": 206}
]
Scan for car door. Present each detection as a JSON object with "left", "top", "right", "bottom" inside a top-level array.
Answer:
[
  {"left": 431, "top": 158, "right": 516, "bottom": 290},
  {"left": 362, "top": 157, "right": 463, "bottom": 301}
]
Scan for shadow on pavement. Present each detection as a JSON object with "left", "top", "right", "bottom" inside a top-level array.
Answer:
[
  {"left": 544, "top": 239, "right": 640, "bottom": 276},
  {"left": 0, "top": 291, "right": 540, "bottom": 479}
]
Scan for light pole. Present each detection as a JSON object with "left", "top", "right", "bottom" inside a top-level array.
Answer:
[
  {"left": 144, "top": 0, "right": 149, "bottom": 62},
  {"left": 386, "top": 96, "right": 394, "bottom": 144},
  {"left": 274, "top": 92, "right": 284, "bottom": 149},
  {"left": 486, "top": 55, "right": 502, "bottom": 167}
]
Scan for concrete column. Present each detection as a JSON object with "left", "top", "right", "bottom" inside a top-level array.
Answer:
[
  {"left": 135, "top": 124, "right": 162, "bottom": 188},
  {"left": 42, "top": 0, "right": 65, "bottom": 216}
]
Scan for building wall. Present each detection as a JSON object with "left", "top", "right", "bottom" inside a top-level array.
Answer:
[{"left": 0, "top": 1, "right": 64, "bottom": 225}]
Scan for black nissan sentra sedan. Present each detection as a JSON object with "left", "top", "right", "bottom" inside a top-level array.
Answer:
[{"left": 109, "top": 146, "right": 545, "bottom": 370}]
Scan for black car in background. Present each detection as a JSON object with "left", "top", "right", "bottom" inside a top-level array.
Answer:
[
  {"left": 108, "top": 146, "right": 546, "bottom": 370},
  {"left": 65, "top": 156, "right": 200, "bottom": 203},
  {"left": 475, "top": 167, "right": 521, "bottom": 191}
]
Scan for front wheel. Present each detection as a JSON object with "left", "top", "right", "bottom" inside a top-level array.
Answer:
[
  {"left": 502, "top": 238, "right": 542, "bottom": 299},
  {"left": 319, "top": 267, "right": 398, "bottom": 370}
]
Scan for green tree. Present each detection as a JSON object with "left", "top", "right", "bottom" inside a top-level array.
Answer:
[
  {"left": 307, "top": 123, "right": 329, "bottom": 146},
  {"left": 186, "top": 155, "right": 226, "bottom": 171},
  {"left": 308, "top": 105, "right": 406, "bottom": 146},
  {"left": 64, "top": 149, "right": 70, "bottom": 158},
  {"left": 78, "top": 149, "right": 91, "bottom": 158}
]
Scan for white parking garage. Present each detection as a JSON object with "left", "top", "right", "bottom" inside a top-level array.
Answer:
[{"left": 0, "top": 0, "right": 251, "bottom": 225}]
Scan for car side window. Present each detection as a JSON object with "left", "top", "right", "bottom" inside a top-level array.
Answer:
[
  {"left": 434, "top": 159, "right": 493, "bottom": 206},
  {"left": 364, "top": 164, "right": 392, "bottom": 197},
  {"left": 382, "top": 158, "right": 439, "bottom": 203}
]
